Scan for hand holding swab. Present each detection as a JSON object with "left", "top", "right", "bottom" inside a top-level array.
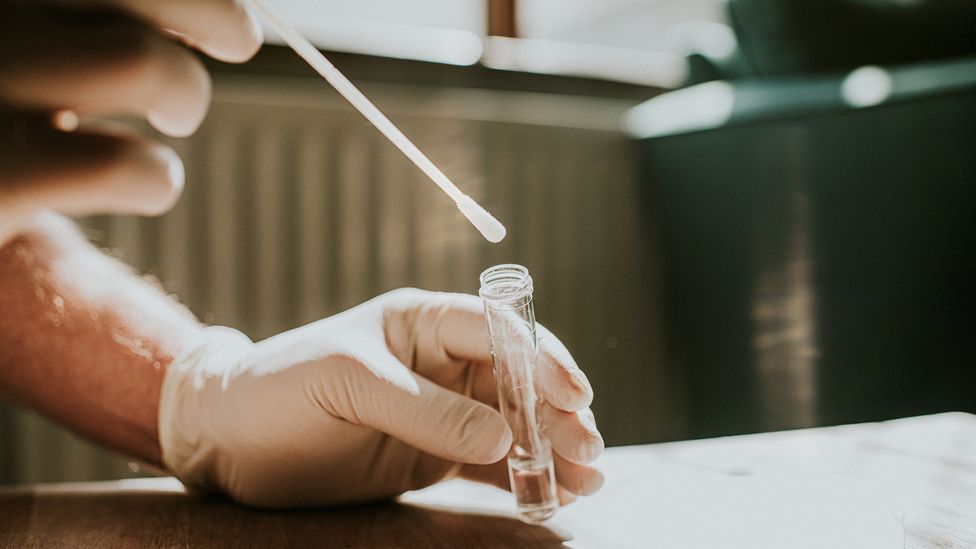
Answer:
[{"left": 246, "top": 0, "right": 507, "bottom": 243}]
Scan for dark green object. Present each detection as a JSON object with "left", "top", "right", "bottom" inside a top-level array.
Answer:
[
  {"left": 635, "top": 58, "right": 976, "bottom": 437},
  {"left": 729, "top": 0, "right": 976, "bottom": 76}
]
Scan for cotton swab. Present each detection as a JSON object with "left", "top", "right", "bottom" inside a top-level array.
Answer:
[{"left": 246, "top": 0, "right": 507, "bottom": 243}]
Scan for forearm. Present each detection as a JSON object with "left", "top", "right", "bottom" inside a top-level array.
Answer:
[{"left": 0, "top": 213, "right": 202, "bottom": 466}]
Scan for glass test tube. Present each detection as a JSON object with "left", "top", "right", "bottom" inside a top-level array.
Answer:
[{"left": 479, "top": 264, "right": 559, "bottom": 524}]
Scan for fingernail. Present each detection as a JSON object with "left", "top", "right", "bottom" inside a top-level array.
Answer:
[
  {"left": 147, "top": 110, "right": 196, "bottom": 139},
  {"left": 164, "top": 148, "right": 186, "bottom": 196},
  {"left": 581, "top": 439, "right": 604, "bottom": 464},
  {"left": 486, "top": 418, "right": 513, "bottom": 463},
  {"left": 559, "top": 489, "right": 578, "bottom": 506},
  {"left": 554, "top": 357, "right": 590, "bottom": 395},
  {"left": 583, "top": 470, "right": 605, "bottom": 495},
  {"left": 579, "top": 408, "right": 599, "bottom": 434},
  {"left": 570, "top": 368, "right": 593, "bottom": 395},
  {"left": 578, "top": 411, "right": 605, "bottom": 463}
]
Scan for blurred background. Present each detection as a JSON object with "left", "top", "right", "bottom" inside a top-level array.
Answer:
[{"left": 1, "top": 0, "right": 974, "bottom": 483}]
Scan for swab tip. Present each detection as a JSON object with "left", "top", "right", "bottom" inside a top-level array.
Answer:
[{"left": 456, "top": 195, "right": 506, "bottom": 243}]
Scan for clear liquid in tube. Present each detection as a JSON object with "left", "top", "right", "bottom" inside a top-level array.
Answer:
[{"left": 509, "top": 453, "right": 559, "bottom": 523}]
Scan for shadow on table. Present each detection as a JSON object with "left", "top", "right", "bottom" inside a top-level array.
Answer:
[{"left": 0, "top": 489, "right": 569, "bottom": 548}]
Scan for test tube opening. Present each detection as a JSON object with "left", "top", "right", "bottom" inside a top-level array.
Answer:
[{"left": 479, "top": 264, "right": 533, "bottom": 306}]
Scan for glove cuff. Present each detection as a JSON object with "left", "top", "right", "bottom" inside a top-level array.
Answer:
[{"left": 158, "top": 325, "right": 253, "bottom": 493}]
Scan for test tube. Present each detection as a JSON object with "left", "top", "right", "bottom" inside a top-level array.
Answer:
[{"left": 479, "top": 264, "right": 559, "bottom": 524}]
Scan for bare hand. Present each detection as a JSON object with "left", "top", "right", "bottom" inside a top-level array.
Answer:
[{"left": 0, "top": 0, "right": 262, "bottom": 243}]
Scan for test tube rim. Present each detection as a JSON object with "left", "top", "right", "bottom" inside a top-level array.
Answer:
[{"left": 479, "top": 264, "right": 534, "bottom": 306}]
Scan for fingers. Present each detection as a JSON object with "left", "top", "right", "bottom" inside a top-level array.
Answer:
[
  {"left": 536, "top": 324, "right": 593, "bottom": 412},
  {"left": 125, "top": 0, "right": 263, "bottom": 63},
  {"left": 321, "top": 349, "right": 513, "bottom": 466},
  {"left": 387, "top": 290, "right": 594, "bottom": 413},
  {"left": 0, "top": 9, "right": 211, "bottom": 137},
  {"left": 545, "top": 405, "right": 604, "bottom": 465},
  {"left": 41, "top": 0, "right": 263, "bottom": 63},
  {"left": 380, "top": 288, "right": 603, "bottom": 470},
  {"left": 397, "top": 290, "right": 492, "bottom": 364},
  {"left": 430, "top": 292, "right": 593, "bottom": 412},
  {"left": 459, "top": 460, "right": 511, "bottom": 491},
  {"left": 382, "top": 289, "right": 494, "bottom": 396},
  {"left": 553, "top": 453, "right": 604, "bottom": 497},
  {"left": 459, "top": 451, "right": 604, "bottom": 498},
  {"left": 558, "top": 485, "right": 578, "bottom": 506},
  {"left": 0, "top": 114, "right": 183, "bottom": 219}
]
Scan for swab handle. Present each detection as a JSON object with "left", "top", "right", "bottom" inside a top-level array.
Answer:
[{"left": 246, "top": 0, "right": 506, "bottom": 242}]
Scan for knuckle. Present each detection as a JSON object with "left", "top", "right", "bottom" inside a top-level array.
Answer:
[
  {"left": 310, "top": 354, "right": 363, "bottom": 420},
  {"left": 384, "top": 287, "right": 428, "bottom": 302},
  {"left": 581, "top": 427, "right": 604, "bottom": 451},
  {"left": 448, "top": 292, "right": 483, "bottom": 311}
]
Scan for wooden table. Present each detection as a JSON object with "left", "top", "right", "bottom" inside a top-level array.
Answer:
[{"left": 1, "top": 413, "right": 974, "bottom": 548}]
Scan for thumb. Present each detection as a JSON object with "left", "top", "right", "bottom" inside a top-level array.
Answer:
[{"left": 327, "top": 349, "right": 512, "bottom": 465}]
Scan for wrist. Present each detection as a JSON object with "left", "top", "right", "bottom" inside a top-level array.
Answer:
[
  {"left": 0, "top": 211, "right": 79, "bottom": 258},
  {"left": 158, "top": 325, "right": 254, "bottom": 491}
]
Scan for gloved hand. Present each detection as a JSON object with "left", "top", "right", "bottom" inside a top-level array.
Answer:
[
  {"left": 0, "top": 0, "right": 263, "bottom": 245},
  {"left": 159, "top": 288, "right": 605, "bottom": 508}
]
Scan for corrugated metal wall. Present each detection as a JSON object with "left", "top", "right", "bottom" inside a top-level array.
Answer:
[{"left": 0, "top": 75, "right": 674, "bottom": 484}]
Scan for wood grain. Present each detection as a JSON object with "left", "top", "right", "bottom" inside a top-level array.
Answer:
[
  {"left": 487, "top": 0, "right": 518, "bottom": 38},
  {"left": 0, "top": 479, "right": 566, "bottom": 549},
  {"left": 1, "top": 413, "right": 973, "bottom": 548}
]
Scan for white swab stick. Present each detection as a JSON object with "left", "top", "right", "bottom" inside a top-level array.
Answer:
[{"left": 246, "top": 0, "right": 507, "bottom": 243}]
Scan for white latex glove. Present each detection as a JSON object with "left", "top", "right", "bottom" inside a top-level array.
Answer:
[{"left": 159, "top": 289, "right": 605, "bottom": 508}]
